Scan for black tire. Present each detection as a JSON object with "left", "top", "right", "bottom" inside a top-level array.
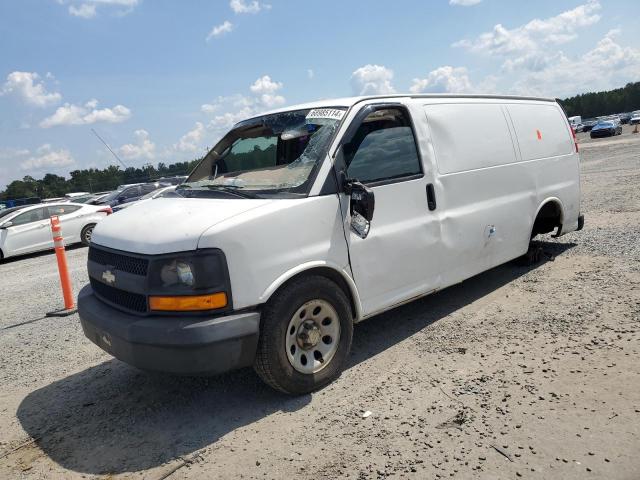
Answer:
[
  {"left": 80, "top": 224, "right": 96, "bottom": 246},
  {"left": 515, "top": 244, "right": 544, "bottom": 266},
  {"left": 254, "top": 275, "right": 353, "bottom": 395}
]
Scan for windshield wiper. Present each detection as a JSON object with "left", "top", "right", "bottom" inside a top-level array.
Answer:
[{"left": 204, "top": 185, "right": 260, "bottom": 198}]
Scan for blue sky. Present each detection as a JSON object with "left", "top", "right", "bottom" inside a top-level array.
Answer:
[{"left": 1, "top": 0, "right": 638, "bottom": 189}]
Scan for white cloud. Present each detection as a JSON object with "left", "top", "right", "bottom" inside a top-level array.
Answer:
[
  {"left": 174, "top": 122, "right": 206, "bottom": 153},
  {"left": 207, "top": 20, "right": 233, "bottom": 40},
  {"left": 1, "top": 71, "right": 62, "bottom": 107},
  {"left": 248, "top": 75, "right": 285, "bottom": 107},
  {"left": 69, "top": 3, "right": 97, "bottom": 18},
  {"left": 410, "top": 66, "right": 473, "bottom": 94},
  {"left": 119, "top": 129, "right": 156, "bottom": 160},
  {"left": 40, "top": 100, "right": 131, "bottom": 128},
  {"left": 249, "top": 75, "right": 283, "bottom": 94},
  {"left": 449, "top": 0, "right": 481, "bottom": 5},
  {"left": 63, "top": 0, "right": 140, "bottom": 18},
  {"left": 510, "top": 31, "right": 640, "bottom": 97},
  {"left": 230, "top": 0, "right": 270, "bottom": 14},
  {"left": 20, "top": 144, "right": 75, "bottom": 171},
  {"left": 259, "top": 94, "right": 285, "bottom": 108},
  {"left": 307, "top": 69, "right": 314, "bottom": 79},
  {"left": 454, "top": 0, "right": 601, "bottom": 68},
  {"left": 350, "top": 64, "right": 396, "bottom": 95},
  {"left": 0, "top": 147, "right": 30, "bottom": 160}
]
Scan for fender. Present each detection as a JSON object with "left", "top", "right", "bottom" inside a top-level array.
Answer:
[{"left": 258, "top": 260, "right": 364, "bottom": 321}]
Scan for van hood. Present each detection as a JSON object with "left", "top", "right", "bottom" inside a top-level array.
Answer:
[{"left": 91, "top": 197, "right": 272, "bottom": 254}]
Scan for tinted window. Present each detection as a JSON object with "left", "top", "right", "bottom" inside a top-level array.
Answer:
[
  {"left": 140, "top": 184, "right": 158, "bottom": 194},
  {"left": 121, "top": 187, "right": 140, "bottom": 199},
  {"left": 47, "top": 205, "right": 81, "bottom": 216},
  {"left": 219, "top": 136, "right": 278, "bottom": 174},
  {"left": 11, "top": 207, "right": 47, "bottom": 226},
  {"left": 346, "top": 109, "right": 421, "bottom": 184}
]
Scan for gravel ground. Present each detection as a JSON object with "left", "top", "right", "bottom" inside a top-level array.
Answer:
[{"left": 0, "top": 125, "right": 639, "bottom": 480}]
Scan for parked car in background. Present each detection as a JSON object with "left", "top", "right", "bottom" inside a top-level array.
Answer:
[
  {"left": 87, "top": 192, "right": 113, "bottom": 205},
  {"left": 590, "top": 120, "right": 622, "bottom": 138},
  {"left": 572, "top": 123, "right": 584, "bottom": 133},
  {"left": 568, "top": 115, "right": 581, "bottom": 131},
  {"left": 112, "top": 186, "right": 177, "bottom": 212},
  {"left": 619, "top": 113, "right": 632, "bottom": 124},
  {"left": 156, "top": 176, "right": 188, "bottom": 185},
  {"left": 64, "top": 192, "right": 90, "bottom": 199},
  {"left": 581, "top": 119, "right": 597, "bottom": 132},
  {"left": 61, "top": 193, "right": 99, "bottom": 204},
  {"left": 630, "top": 114, "right": 640, "bottom": 125},
  {"left": 0, "top": 203, "right": 112, "bottom": 260},
  {"left": 93, "top": 183, "right": 166, "bottom": 208}
]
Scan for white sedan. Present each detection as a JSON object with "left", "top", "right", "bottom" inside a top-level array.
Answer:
[{"left": 0, "top": 203, "right": 111, "bottom": 261}]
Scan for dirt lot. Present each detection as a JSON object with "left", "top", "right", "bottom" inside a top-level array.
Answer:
[{"left": 1, "top": 126, "right": 639, "bottom": 480}]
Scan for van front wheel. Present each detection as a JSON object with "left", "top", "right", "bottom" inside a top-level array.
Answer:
[{"left": 254, "top": 276, "right": 353, "bottom": 395}]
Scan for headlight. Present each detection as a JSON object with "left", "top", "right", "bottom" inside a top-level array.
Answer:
[
  {"left": 160, "top": 260, "right": 195, "bottom": 287},
  {"left": 147, "top": 249, "right": 231, "bottom": 312}
]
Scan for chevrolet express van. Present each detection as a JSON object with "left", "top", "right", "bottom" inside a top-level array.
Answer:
[{"left": 79, "top": 95, "right": 583, "bottom": 394}]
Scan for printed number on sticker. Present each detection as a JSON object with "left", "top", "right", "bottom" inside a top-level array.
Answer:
[{"left": 306, "top": 109, "right": 345, "bottom": 121}]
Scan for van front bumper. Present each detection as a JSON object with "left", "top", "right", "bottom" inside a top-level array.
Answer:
[{"left": 78, "top": 285, "right": 260, "bottom": 375}]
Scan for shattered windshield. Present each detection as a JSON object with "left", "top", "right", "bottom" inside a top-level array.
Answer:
[{"left": 179, "top": 108, "right": 346, "bottom": 198}]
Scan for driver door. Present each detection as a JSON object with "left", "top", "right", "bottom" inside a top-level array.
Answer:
[{"left": 340, "top": 105, "right": 442, "bottom": 317}]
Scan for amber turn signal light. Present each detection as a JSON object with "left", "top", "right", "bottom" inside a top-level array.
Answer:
[{"left": 149, "top": 292, "right": 227, "bottom": 311}]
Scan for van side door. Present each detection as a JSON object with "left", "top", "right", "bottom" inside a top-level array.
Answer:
[{"left": 338, "top": 104, "right": 442, "bottom": 317}]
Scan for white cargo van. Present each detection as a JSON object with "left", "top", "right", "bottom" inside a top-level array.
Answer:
[{"left": 79, "top": 95, "right": 583, "bottom": 394}]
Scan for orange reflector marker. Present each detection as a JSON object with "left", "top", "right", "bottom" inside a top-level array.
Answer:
[{"left": 149, "top": 292, "right": 228, "bottom": 311}]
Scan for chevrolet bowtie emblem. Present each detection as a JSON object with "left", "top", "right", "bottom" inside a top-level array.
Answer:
[{"left": 102, "top": 270, "right": 116, "bottom": 285}]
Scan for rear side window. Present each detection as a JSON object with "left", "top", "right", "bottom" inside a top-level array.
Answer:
[
  {"left": 507, "top": 104, "right": 573, "bottom": 161},
  {"left": 345, "top": 108, "right": 421, "bottom": 184},
  {"left": 10, "top": 207, "right": 47, "bottom": 226},
  {"left": 424, "top": 103, "right": 516, "bottom": 174},
  {"left": 48, "top": 205, "right": 81, "bottom": 216}
]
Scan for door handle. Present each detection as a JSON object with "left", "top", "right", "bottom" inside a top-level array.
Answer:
[{"left": 426, "top": 183, "right": 437, "bottom": 211}]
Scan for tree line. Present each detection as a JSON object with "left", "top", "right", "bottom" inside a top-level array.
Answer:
[
  {"left": 558, "top": 81, "right": 640, "bottom": 119},
  {"left": 1, "top": 159, "right": 202, "bottom": 201}
]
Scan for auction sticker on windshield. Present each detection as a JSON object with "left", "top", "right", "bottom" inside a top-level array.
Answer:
[{"left": 306, "top": 108, "right": 345, "bottom": 122}]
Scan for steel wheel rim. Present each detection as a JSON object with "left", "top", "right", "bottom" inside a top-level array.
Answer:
[{"left": 285, "top": 299, "right": 341, "bottom": 374}]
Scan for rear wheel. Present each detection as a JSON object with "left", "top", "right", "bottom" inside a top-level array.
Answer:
[
  {"left": 80, "top": 224, "right": 96, "bottom": 246},
  {"left": 254, "top": 275, "right": 353, "bottom": 395}
]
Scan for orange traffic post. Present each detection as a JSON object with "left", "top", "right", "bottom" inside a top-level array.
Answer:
[{"left": 46, "top": 215, "right": 78, "bottom": 317}]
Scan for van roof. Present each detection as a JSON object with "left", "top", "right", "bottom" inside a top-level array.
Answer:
[{"left": 259, "top": 94, "right": 557, "bottom": 118}]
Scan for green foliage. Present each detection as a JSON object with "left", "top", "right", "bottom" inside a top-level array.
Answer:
[
  {"left": 1, "top": 158, "right": 202, "bottom": 201},
  {"left": 559, "top": 82, "right": 640, "bottom": 118}
]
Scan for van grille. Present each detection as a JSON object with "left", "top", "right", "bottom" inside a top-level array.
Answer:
[
  {"left": 90, "top": 278, "right": 147, "bottom": 313},
  {"left": 88, "top": 246, "right": 149, "bottom": 276}
]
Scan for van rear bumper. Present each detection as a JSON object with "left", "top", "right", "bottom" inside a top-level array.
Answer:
[{"left": 78, "top": 285, "right": 260, "bottom": 375}]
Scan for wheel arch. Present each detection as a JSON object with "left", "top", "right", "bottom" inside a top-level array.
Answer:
[
  {"left": 259, "top": 262, "right": 363, "bottom": 321},
  {"left": 531, "top": 197, "right": 565, "bottom": 237}
]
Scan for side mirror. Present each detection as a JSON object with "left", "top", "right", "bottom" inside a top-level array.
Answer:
[
  {"left": 343, "top": 176, "right": 375, "bottom": 238},
  {"left": 0, "top": 221, "right": 13, "bottom": 229}
]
